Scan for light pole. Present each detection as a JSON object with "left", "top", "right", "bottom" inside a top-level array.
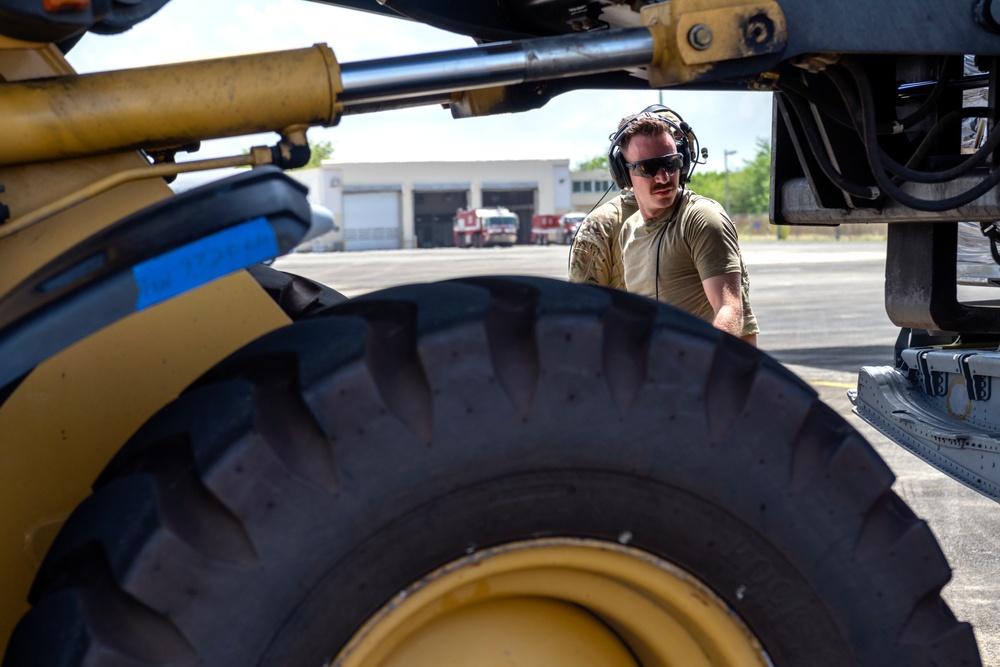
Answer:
[{"left": 723, "top": 149, "right": 737, "bottom": 213}]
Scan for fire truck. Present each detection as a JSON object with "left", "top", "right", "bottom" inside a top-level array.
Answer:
[
  {"left": 530, "top": 212, "right": 586, "bottom": 245},
  {"left": 453, "top": 207, "right": 519, "bottom": 247}
]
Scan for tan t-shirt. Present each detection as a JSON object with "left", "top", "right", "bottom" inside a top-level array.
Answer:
[
  {"left": 620, "top": 189, "right": 759, "bottom": 336},
  {"left": 567, "top": 191, "right": 639, "bottom": 289}
]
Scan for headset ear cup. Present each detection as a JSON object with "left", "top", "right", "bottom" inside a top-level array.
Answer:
[
  {"left": 678, "top": 139, "right": 692, "bottom": 184},
  {"left": 608, "top": 146, "right": 631, "bottom": 189},
  {"left": 682, "top": 125, "right": 700, "bottom": 183},
  {"left": 619, "top": 155, "right": 632, "bottom": 188}
]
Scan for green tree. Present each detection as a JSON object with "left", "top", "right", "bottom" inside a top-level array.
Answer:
[
  {"left": 729, "top": 137, "right": 770, "bottom": 214},
  {"left": 296, "top": 139, "right": 334, "bottom": 170},
  {"left": 687, "top": 137, "right": 770, "bottom": 214},
  {"left": 688, "top": 169, "right": 726, "bottom": 204},
  {"left": 574, "top": 154, "right": 608, "bottom": 171}
]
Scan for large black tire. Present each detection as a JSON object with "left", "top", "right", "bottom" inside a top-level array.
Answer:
[
  {"left": 4, "top": 277, "right": 980, "bottom": 666},
  {"left": 246, "top": 263, "right": 347, "bottom": 318}
]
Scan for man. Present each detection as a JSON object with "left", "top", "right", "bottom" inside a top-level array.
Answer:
[
  {"left": 567, "top": 189, "right": 637, "bottom": 288},
  {"left": 612, "top": 107, "right": 759, "bottom": 344}
]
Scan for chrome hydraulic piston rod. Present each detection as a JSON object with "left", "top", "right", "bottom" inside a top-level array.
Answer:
[
  {"left": 0, "top": 28, "right": 655, "bottom": 166},
  {"left": 338, "top": 28, "right": 654, "bottom": 109}
]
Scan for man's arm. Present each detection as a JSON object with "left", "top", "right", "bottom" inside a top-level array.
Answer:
[
  {"left": 567, "top": 227, "right": 611, "bottom": 285},
  {"left": 568, "top": 201, "right": 626, "bottom": 288},
  {"left": 702, "top": 272, "right": 744, "bottom": 337}
]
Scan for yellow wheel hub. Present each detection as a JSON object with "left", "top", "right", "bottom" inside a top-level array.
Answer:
[{"left": 333, "top": 537, "right": 770, "bottom": 667}]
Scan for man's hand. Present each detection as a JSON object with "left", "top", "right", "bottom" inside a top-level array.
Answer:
[{"left": 702, "top": 272, "right": 744, "bottom": 338}]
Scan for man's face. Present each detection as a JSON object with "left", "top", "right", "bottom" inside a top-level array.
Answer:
[{"left": 622, "top": 131, "right": 682, "bottom": 220}]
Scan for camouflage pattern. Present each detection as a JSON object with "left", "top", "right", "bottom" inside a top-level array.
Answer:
[{"left": 567, "top": 190, "right": 638, "bottom": 289}]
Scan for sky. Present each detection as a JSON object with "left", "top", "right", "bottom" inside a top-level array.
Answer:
[{"left": 66, "top": 0, "right": 774, "bottom": 175}]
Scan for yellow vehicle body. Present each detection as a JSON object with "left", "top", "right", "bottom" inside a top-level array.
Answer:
[{"left": 0, "top": 38, "right": 301, "bottom": 647}]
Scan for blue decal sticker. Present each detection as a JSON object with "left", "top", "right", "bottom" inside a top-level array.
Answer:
[{"left": 132, "top": 216, "right": 279, "bottom": 310}]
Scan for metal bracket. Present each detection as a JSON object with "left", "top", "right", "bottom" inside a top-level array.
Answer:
[
  {"left": 960, "top": 353, "right": 993, "bottom": 401},
  {"left": 642, "top": 0, "right": 787, "bottom": 86},
  {"left": 885, "top": 222, "right": 1000, "bottom": 332}
]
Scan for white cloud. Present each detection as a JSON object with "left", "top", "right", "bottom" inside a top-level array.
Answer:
[{"left": 66, "top": 0, "right": 773, "bottom": 173}]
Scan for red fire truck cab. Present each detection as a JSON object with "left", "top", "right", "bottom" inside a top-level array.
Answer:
[
  {"left": 454, "top": 207, "right": 519, "bottom": 247},
  {"left": 530, "top": 211, "right": 587, "bottom": 245}
]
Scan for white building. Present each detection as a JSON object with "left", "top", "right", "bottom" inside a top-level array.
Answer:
[
  {"left": 291, "top": 159, "right": 574, "bottom": 250},
  {"left": 570, "top": 168, "right": 619, "bottom": 212},
  {"left": 173, "top": 158, "right": 616, "bottom": 252}
]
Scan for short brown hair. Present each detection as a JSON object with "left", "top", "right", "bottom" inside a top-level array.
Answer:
[{"left": 615, "top": 113, "right": 680, "bottom": 154}]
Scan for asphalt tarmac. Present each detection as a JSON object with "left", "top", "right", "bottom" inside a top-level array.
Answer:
[{"left": 274, "top": 240, "right": 1000, "bottom": 665}]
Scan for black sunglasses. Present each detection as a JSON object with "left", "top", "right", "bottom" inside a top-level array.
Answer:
[{"left": 625, "top": 153, "right": 684, "bottom": 178}]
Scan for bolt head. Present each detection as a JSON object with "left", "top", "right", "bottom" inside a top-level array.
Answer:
[{"left": 688, "top": 24, "right": 713, "bottom": 50}]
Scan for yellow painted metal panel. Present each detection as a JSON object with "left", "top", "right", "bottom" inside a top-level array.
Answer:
[{"left": 0, "top": 271, "right": 291, "bottom": 652}]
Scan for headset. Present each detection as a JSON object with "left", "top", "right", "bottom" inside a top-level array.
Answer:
[{"left": 607, "top": 104, "right": 703, "bottom": 189}]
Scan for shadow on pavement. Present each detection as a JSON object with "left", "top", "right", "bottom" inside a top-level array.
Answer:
[{"left": 765, "top": 345, "right": 895, "bottom": 374}]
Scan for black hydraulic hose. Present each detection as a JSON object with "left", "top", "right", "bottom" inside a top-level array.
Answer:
[
  {"left": 842, "top": 59, "right": 1000, "bottom": 212},
  {"left": 821, "top": 56, "right": 972, "bottom": 148},
  {"left": 778, "top": 89, "right": 880, "bottom": 199},
  {"left": 822, "top": 64, "right": 997, "bottom": 184},
  {"left": 889, "top": 107, "right": 997, "bottom": 183},
  {"left": 895, "top": 55, "right": 956, "bottom": 129},
  {"left": 780, "top": 69, "right": 897, "bottom": 135},
  {"left": 777, "top": 75, "right": 856, "bottom": 130},
  {"left": 821, "top": 65, "right": 868, "bottom": 134}
]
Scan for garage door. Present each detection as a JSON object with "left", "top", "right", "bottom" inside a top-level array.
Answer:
[{"left": 344, "top": 191, "right": 401, "bottom": 251}]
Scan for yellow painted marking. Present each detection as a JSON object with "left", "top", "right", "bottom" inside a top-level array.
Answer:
[{"left": 808, "top": 381, "right": 857, "bottom": 389}]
